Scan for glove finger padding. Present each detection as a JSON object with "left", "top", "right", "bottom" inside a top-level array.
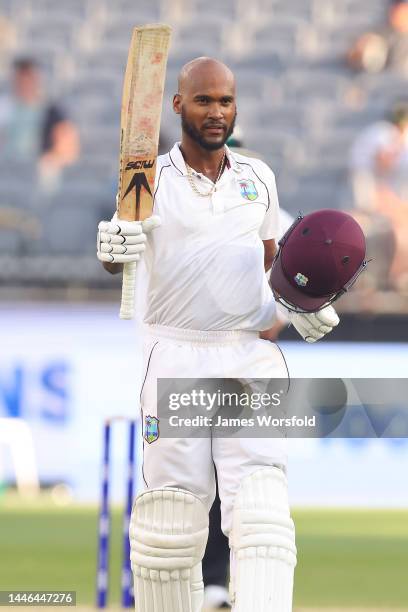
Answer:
[
  {"left": 100, "top": 243, "right": 146, "bottom": 255},
  {"left": 111, "top": 220, "right": 144, "bottom": 236},
  {"left": 315, "top": 305, "right": 340, "bottom": 328},
  {"left": 316, "top": 324, "right": 333, "bottom": 334},
  {"left": 97, "top": 219, "right": 144, "bottom": 236},
  {"left": 98, "top": 216, "right": 160, "bottom": 237},
  {"left": 141, "top": 215, "right": 161, "bottom": 233},
  {"left": 303, "top": 313, "right": 330, "bottom": 335},
  {"left": 288, "top": 305, "right": 339, "bottom": 343},
  {"left": 98, "top": 220, "right": 111, "bottom": 233},
  {"left": 294, "top": 319, "right": 323, "bottom": 342},
  {"left": 97, "top": 252, "right": 142, "bottom": 263},
  {"left": 99, "top": 232, "right": 146, "bottom": 246}
]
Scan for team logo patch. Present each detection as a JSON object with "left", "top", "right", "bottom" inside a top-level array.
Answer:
[
  {"left": 294, "top": 272, "right": 309, "bottom": 287},
  {"left": 144, "top": 415, "right": 159, "bottom": 444},
  {"left": 239, "top": 179, "right": 258, "bottom": 201}
]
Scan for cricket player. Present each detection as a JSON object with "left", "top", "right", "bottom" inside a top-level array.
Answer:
[{"left": 97, "top": 58, "right": 343, "bottom": 611}]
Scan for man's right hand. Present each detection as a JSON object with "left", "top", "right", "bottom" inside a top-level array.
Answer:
[{"left": 97, "top": 216, "right": 161, "bottom": 263}]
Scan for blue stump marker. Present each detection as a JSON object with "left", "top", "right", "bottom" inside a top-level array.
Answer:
[
  {"left": 96, "top": 418, "right": 137, "bottom": 609},
  {"left": 122, "top": 420, "right": 136, "bottom": 608},
  {"left": 96, "top": 422, "right": 111, "bottom": 608}
]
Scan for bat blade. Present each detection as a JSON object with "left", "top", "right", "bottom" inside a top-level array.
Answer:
[
  {"left": 117, "top": 24, "right": 171, "bottom": 319},
  {"left": 118, "top": 23, "right": 171, "bottom": 222}
]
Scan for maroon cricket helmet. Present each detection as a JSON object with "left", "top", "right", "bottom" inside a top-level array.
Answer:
[{"left": 271, "top": 209, "right": 367, "bottom": 313}]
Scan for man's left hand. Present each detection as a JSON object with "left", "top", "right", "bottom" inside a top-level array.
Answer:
[{"left": 287, "top": 305, "right": 340, "bottom": 343}]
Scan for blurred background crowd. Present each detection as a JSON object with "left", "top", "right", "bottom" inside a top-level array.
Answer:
[{"left": 0, "top": 0, "right": 407, "bottom": 322}]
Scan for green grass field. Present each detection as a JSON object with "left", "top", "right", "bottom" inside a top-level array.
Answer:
[{"left": 0, "top": 495, "right": 407, "bottom": 610}]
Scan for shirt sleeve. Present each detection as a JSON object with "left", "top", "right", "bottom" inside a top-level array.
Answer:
[{"left": 258, "top": 161, "right": 280, "bottom": 241}]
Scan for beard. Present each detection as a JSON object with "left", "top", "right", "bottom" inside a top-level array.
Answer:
[{"left": 181, "top": 108, "right": 237, "bottom": 151}]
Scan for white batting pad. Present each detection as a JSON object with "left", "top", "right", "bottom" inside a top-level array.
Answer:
[
  {"left": 229, "top": 467, "right": 297, "bottom": 612},
  {"left": 130, "top": 487, "right": 209, "bottom": 612}
]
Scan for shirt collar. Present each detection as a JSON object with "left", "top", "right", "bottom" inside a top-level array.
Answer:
[
  {"left": 225, "top": 145, "right": 242, "bottom": 173},
  {"left": 168, "top": 142, "right": 243, "bottom": 176}
]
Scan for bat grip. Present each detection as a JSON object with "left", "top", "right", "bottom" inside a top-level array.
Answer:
[{"left": 119, "top": 262, "right": 136, "bottom": 320}]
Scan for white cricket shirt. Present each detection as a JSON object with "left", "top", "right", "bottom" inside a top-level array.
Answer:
[{"left": 142, "top": 143, "right": 280, "bottom": 331}]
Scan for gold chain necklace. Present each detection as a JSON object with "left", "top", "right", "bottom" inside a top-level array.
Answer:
[{"left": 185, "top": 151, "right": 226, "bottom": 197}]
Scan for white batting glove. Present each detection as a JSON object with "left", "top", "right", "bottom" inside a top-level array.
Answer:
[
  {"left": 97, "top": 215, "right": 161, "bottom": 264},
  {"left": 285, "top": 304, "right": 340, "bottom": 343}
]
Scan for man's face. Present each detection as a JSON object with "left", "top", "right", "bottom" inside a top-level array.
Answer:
[
  {"left": 174, "top": 67, "right": 237, "bottom": 151},
  {"left": 13, "top": 68, "right": 41, "bottom": 103}
]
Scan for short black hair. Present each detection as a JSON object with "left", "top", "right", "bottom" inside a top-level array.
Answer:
[
  {"left": 13, "top": 57, "right": 39, "bottom": 72},
  {"left": 390, "top": 101, "right": 408, "bottom": 126}
]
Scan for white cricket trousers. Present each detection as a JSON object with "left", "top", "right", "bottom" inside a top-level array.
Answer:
[{"left": 140, "top": 324, "right": 289, "bottom": 535}]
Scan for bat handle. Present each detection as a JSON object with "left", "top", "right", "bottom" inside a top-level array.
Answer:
[{"left": 119, "top": 262, "right": 136, "bottom": 320}]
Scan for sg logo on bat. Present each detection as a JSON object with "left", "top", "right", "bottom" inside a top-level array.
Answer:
[{"left": 125, "top": 159, "right": 155, "bottom": 170}]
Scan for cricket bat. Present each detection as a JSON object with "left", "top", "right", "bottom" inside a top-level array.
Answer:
[{"left": 117, "top": 24, "right": 171, "bottom": 319}]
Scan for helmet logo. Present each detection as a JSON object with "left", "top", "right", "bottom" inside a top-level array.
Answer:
[{"left": 294, "top": 272, "right": 309, "bottom": 287}]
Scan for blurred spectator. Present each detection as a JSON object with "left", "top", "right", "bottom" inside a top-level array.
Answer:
[
  {"left": 350, "top": 102, "right": 408, "bottom": 209},
  {"left": 0, "top": 57, "right": 80, "bottom": 192},
  {"left": 347, "top": 0, "right": 408, "bottom": 75},
  {"left": 349, "top": 102, "right": 408, "bottom": 292},
  {"left": 0, "top": 15, "right": 16, "bottom": 55}
]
